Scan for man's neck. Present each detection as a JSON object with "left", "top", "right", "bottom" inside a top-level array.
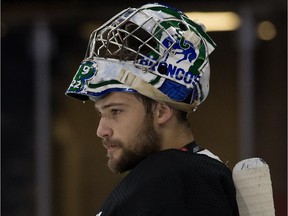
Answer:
[{"left": 160, "top": 125, "right": 194, "bottom": 150}]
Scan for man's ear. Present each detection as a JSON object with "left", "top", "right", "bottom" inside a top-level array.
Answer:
[{"left": 156, "top": 103, "right": 174, "bottom": 124}]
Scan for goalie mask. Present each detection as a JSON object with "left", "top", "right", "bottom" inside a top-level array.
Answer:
[{"left": 66, "top": 3, "right": 216, "bottom": 112}]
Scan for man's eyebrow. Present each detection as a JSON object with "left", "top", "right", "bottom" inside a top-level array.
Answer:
[{"left": 95, "top": 103, "right": 125, "bottom": 111}]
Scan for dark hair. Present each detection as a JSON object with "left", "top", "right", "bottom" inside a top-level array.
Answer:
[
  {"left": 133, "top": 93, "right": 188, "bottom": 123},
  {"left": 133, "top": 92, "right": 157, "bottom": 114}
]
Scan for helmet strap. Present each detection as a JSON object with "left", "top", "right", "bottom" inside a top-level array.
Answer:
[{"left": 117, "top": 68, "right": 199, "bottom": 113}]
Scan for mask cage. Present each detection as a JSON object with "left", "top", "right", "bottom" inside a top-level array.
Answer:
[{"left": 85, "top": 8, "right": 177, "bottom": 71}]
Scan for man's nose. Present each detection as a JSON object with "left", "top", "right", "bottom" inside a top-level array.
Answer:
[{"left": 96, "top": 118, "right": 113, "bottom": 138}]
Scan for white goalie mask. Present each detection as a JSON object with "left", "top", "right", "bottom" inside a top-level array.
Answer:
[{"left": 66, "top": 3, "right": 216, "bottom": 112}]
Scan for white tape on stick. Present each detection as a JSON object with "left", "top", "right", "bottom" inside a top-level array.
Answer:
[{"left": 232, "top": 158, "right": 275, "bottom": 216}]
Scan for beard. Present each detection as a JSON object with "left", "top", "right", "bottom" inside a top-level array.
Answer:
[{"left": 102, "top": 114, "right": 161, "bottom": 174}]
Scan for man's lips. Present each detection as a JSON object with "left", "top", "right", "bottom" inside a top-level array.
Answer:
[
  {"left": 103, "top": 141, "right": 119, "bottom": 155},
  {"left": 107, "top": 145, "right": 117, "bottom": 152},
  {"left": 103, "top": 143, "right": 117, "bottom": 149},
  {"left": 102, "top": 139, "right": 123, "bottom": 156}
]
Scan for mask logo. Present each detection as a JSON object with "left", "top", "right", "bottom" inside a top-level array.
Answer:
[
  {"left": 162, "top": 36, "right": 196, "bottom": 64},
  {"left": 67, "top": 61, "right": 98, "bottom": 93}
]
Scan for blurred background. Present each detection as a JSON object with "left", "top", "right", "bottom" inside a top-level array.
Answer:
[{"left": 2, "top": 0, "right": 287, "bottom": 215}]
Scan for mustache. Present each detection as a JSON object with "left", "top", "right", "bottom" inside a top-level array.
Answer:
[{"left": 102, "top": 138, "right": 123, "bottom": 149}]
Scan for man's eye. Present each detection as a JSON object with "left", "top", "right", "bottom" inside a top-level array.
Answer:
[{"left": 111, "top": 109, "right": 121, "bottom": 115}]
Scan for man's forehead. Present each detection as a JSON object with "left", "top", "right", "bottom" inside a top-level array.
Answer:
[{"left": 94, "top": 92, "right": 137, "bottom": 109}]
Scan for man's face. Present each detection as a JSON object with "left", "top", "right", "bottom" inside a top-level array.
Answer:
[{"left": 95, "top": 92, "right": 161, "bottom": 173}]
